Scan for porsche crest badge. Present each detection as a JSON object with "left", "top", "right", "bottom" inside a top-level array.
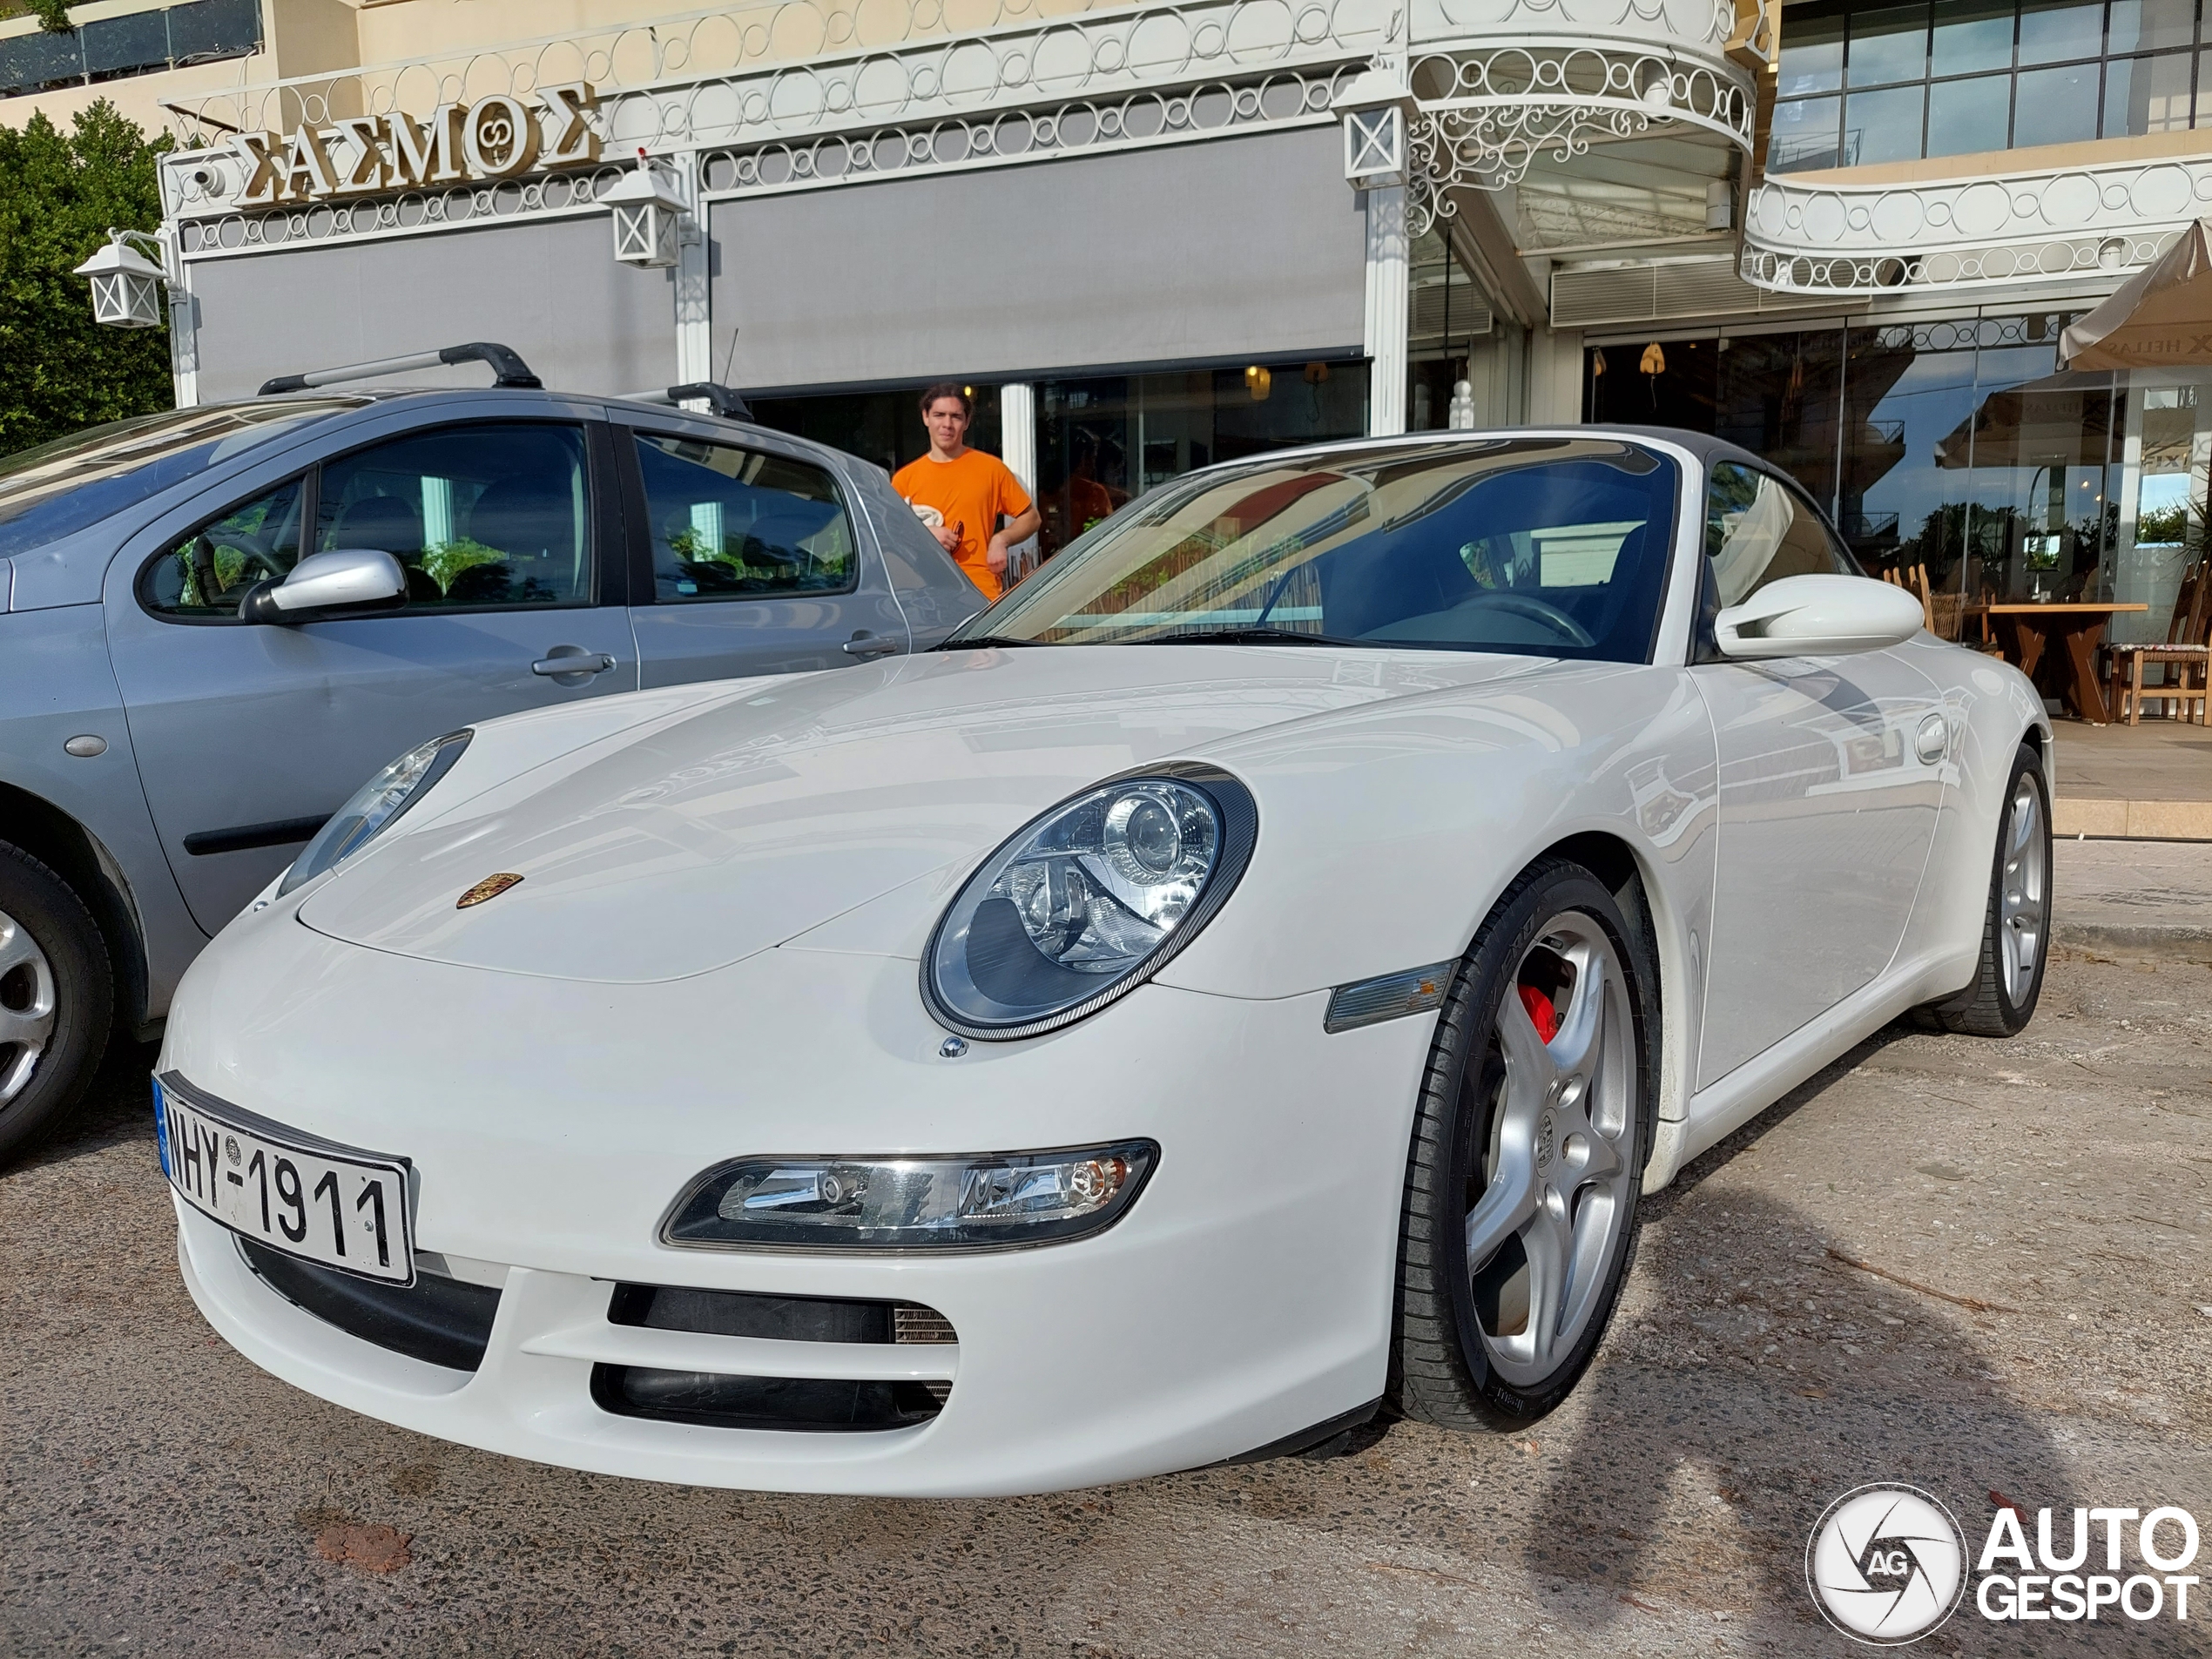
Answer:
[{"left": 455, "top": 873, "right": 524, "bottom": 909}]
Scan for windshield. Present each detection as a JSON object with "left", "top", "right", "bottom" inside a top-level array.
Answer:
[
  {"left": 950, "top": 437, "right": 1681, "bottom": 662},
  {"left": 0, "top": 399, "right": 366, "bottom": 560}
]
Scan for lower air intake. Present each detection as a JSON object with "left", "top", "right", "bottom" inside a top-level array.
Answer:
[{"left": 590, "top": 1284, "right": 956, "bottom": 1432}]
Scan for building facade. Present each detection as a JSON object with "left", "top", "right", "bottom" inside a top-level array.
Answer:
[{"left": 6, "top": 0, "right": 2207, "bottom": 631}]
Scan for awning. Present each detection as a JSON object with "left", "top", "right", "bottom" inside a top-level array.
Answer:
[{"left": 2060, "top": 219, "right": 2212, "bottom": 369}]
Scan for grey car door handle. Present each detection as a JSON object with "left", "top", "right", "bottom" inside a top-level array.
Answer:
[
  {"left": 532, "top": 652, "right": 617, "bottom": 678},
  {"left": 842, "top": 634, "right": 899, "bottom": 658}
]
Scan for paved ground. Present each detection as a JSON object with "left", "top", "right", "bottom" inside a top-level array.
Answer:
[{"left": 5, "top": 946, "right": 2210, "bottom": 1658}]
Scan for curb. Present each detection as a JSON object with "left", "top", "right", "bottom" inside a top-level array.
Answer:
[
  {"left": 2054, "top": 798, "right": 2212, "bottom": 840},
  {"left": 2054, "top": 922, "right": 2212, "bottom": 962}
]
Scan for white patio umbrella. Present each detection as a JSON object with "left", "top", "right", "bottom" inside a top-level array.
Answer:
[{"left": 2060, "top": 219, "right": 2212, "bottom": 369}]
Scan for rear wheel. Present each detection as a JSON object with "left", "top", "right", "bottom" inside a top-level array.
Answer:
[
  {"left": 1393, "top": 861, "right": 1656, "bottom": 1428},
  {"left": 1915, "top": 744, "right": 2049, "bottom": 1038},
  {"left": 0, "top": 844, "right": 112, "bottom": 1165}
]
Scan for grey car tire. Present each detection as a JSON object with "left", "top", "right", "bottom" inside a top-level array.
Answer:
[
  {"left": 1392, "top": 860, "right": 1658, "bottom": 1428},
  {"left": 1914, "top": 743, "right": 2050, "bottom": 1039},
  {"left": 0, "top": 843, "right": 112, "bottom": 1165}
]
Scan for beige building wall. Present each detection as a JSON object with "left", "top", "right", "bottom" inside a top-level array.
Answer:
[{"left": 0, "top": 0, "right": 362, "bottom": 136}]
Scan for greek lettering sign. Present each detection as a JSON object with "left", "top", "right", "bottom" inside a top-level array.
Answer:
[{"left": 228, "top": 84, "right": 601, "bottom": 206}]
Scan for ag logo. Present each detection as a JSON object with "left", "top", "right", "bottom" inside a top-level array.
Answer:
[{"left": 1806, "top": 1484, "right": 1966, "bottom": 1645}]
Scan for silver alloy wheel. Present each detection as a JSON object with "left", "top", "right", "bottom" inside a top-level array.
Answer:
[
  {"left": 0, "top": 906, "right": 57, "bottom": 1105},
  {"left": 1999, "top": 774, "right": 2047, "bottom": 1004},
  {"left": 1464, "top": 912, "right": 1636, "bottom": 1388}
]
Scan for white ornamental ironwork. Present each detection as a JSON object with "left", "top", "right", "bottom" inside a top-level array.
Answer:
[
  {"left": 1742, "top": 158, "right": 2212, "bottom": 296},
  {"left": 1399, "top": 38, "right": 1750, "bottom": 230}
]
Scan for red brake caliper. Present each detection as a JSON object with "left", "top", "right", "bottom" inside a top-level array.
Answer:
[{"left": 1517, "top": 984, "right": 1559, "bottom": 1043}]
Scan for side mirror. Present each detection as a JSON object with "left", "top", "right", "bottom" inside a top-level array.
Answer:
[
  {"left": 1713, "top": 573, "right": 1925, "bottom": 661},
  {"left": 239, "top": 548, "right": 408, "bottom": 625}
]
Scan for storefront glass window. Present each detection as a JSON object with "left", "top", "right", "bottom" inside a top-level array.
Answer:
[
  {"left": 1769, "top": 0, "right": 2211, "bottom": 171},
  {"left": 1031, "top": 359, "right": 1368, "bottom": 560},
  {"left": 1587, "top": 316, "right": 2206, "bottom": 647},
  {"left": 748, "top": 387, "right": 1002, "bottom": 477},
  {"left": 1406, "top": 227, "right": 1494, "bottom": 433}
]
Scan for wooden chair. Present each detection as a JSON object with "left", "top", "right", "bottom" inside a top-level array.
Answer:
[{"left": 2109, "top": 562, "right": 2210, "bottom": 725}]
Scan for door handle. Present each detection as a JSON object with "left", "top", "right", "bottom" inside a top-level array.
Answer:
[
  {"left": 842, "top": 633, "right": 899, "bottom": 659},
  {"left": 532, "top": 651, "right": 617, "bottom": 678}
]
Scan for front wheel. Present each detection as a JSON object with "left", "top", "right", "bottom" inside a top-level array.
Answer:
[
  {"left": 1392, "top": 860, "right": 1656, "bottom": 1427},
  {"left": 0, "top": 844, "right": 113, "bottom": 1165},
  {"left": 1915, "top": 743, "right": 2050, "bottom": 1037}
]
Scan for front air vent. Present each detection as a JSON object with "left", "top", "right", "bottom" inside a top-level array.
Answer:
[
  {"left": 240, "top": 1238, "right": 500, "bottom": 1372},
  {"left": 591, "top": 1284, "right": 958, "bottom": 1432}
]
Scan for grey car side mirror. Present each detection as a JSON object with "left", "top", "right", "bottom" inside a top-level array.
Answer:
[
  {"left": 239, "top": 548, "right": 409, "bottom": 625},
  {"left": 1713, "top": 573, "right": 1925, "bottom": 661}
]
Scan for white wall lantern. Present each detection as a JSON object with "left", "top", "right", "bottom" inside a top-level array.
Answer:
[
  {"left": 602, "top": 150, "right": 688, "bottom": 270},
  {"left": 1335, "top": 67, "right": 1410, "bottom": 190},
  {"left": 74, "top": 229, "right": 172, "bottom": 328}
]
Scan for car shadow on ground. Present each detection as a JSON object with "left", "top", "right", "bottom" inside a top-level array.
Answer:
[{"left": 1514, "top": 1023, "right": 2193, "bottom": 1654}]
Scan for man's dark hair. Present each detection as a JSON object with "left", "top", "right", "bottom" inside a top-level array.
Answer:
[{"left": 919, "top": 381, "right": 972, "bottom": 417}]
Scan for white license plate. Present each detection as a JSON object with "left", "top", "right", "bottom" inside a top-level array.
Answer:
[{"left": 157, "top": 1078, "right": 414, "bottom": 1285}]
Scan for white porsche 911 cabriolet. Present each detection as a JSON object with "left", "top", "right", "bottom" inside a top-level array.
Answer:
[{"left": 158, "top": 428, "right": 2051, "bottom": 1497}]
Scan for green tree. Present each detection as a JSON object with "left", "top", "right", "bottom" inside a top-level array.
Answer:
[{"left": 0, "top": 102, "right": 173, "bottom": 455}]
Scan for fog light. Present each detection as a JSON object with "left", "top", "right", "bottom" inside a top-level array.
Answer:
[{"left": 661, "top": 1143, "right": 1157, "bottom": 1251}]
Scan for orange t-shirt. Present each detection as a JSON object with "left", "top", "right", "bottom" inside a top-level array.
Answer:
[{"left": 893, "top": 448, "right": 1034, "bottom": 599}]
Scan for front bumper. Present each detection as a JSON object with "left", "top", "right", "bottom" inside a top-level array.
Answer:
[{"left": 164, "top": 923, "right": 1438, "bottom": 1497}]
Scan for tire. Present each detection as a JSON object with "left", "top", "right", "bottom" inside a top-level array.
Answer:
[
  {"left": 1392, "top": 860, "right": 1658, "bottom": 1429},
  {"left": 1915, "top": 743, "right": 2050, "bottom": 1038},
  {"left": 0, "top": 842, "right": 113, "bottom": 1165}
]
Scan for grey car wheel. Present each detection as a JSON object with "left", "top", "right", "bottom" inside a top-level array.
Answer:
[
  {"left": 0, "top": 844, "right": 112, "bottom": 1165},
  {"left": 1914, "top": 743, "right": 2050, "bottom": 1039},
  {"left": 0, "top": 907, "right": 57, "bottom": 1103},
  {"left": 1393, "top": 860, "right": 1657, "bottom": 1427}
]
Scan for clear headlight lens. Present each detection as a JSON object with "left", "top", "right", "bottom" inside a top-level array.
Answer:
[
  {"left": 661, "top": 1143, "right": 1158, "bottom": 1251},
  {"left": 278, "top": 729, "right": 471, "bottom": 896},
  {"left": 922, "top": 766, "right": 1257, "bottom": 1039}
]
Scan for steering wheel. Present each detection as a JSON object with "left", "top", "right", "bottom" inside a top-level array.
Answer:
[
  {"left": 1460, "top": 590, "right": 1595, "bottom": 648},
  {"left": 206, "top": 530, "right": 287, "bottom": 583}
]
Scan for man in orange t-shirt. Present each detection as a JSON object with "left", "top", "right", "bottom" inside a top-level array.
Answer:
[{"left": 892, "top": 383, "right": 1040, "bottom": 601}]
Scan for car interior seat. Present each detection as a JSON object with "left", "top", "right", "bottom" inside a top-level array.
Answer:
[
  {"left": 328, "top": 496, "right": 438, "bottom": 602},
  {"left": 464, "top": 475, "right": 579, "bottom": 604}
]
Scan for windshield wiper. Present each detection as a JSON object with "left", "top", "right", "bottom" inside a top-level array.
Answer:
[
  {"left": 934, "top": 633, "right": 1048, "bottom": 651},
  {"left": 1126, "top": 626, "right": 1365, "bottom": 647}
]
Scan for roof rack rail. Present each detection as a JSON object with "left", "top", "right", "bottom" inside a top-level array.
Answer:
[
  {"left": 259, "top": 341, "right": 542, "bottom": 396},
  {"left": 633, "top": 381, "right": 752, "bottom": 421}
]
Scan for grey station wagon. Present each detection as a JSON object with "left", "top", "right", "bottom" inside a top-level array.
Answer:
[{"left": 0, "top": 345, "right": 985, "bottom": 1159}]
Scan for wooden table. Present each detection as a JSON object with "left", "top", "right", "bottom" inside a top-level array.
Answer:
[{"left": 1966, "top": 602, "right": 2149, "bottom": 724}]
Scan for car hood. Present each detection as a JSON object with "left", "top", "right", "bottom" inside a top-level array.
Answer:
[{"left": 297, "top": 645, "right": 1542, "bottom": 982}]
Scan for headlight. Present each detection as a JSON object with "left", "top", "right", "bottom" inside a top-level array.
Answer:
[
  {"left": 278, "top": 729, "right": 471, "bottom": 896},
  {"left": 661, "top": 1143, "right": 1158, "bottom": 1251},
  {"left": 922, "top": 764, "right": 1257, "bottom": 1039}
]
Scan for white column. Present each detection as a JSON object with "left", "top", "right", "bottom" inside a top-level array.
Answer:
[
  {"left": 1362, "top": 184, "right": 1408, "bottom": 437},
  {"left": 674, "top": 179, "right": 712, "bottom": 389},
  {"left": 998, "top": 381, "right": 1040, "bottom": 579},
  {"left": 163, "top": 224, "right": 197, "bottom": 408},
  {"left": 167, "top": 275, "right": 199, "bottom": 409}
]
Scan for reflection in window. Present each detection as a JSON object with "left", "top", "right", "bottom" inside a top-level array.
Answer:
[
  {"left": 1031, "top": 360, "right": 1370, "bottom": 561},
  {"left": 635, "top": 434, "right": 856, "bottom": 601},
  {"left": 973, "top": 439, "right": 1678, "bottom": 664},
  {"left": 1705, "top": 462, "right": 1853, "bottom": 606},
  {"left": 1768, "top": 0, "right": 2209, "bottom": 172}
]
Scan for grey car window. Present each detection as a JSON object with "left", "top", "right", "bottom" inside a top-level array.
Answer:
[
  {"left": 315, "top": 422, "right": 590, "bottom": 609},
  {"left": 0, "top": 399, "right": 361, "bottom": 560},
  {"left": 141, "top": 476, "right": 307, "bottom": 617},
  {"left": 1705, "top": 462, "right": 1852, "bottom": 607},
  {"left": 635, "top": 432, "right": 856, "bottom": 602}
]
